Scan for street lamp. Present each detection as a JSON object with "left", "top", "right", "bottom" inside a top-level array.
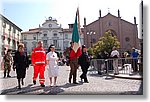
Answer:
[{"left": 87, "top": 31, "right": 96, "bottom": 48}]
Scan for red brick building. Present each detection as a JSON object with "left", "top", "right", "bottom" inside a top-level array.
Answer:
[{"left": 83, "top": 10, "right": 140, "bottom": 52}]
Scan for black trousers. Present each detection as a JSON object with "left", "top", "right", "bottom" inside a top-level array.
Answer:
[
  {"left": 80, "top": 65, "right": 88, "bottom": 82},
  {"left": 132, "top": 59, "right": 138, "bottom": 72}
]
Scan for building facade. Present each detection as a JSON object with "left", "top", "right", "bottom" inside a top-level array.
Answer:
[
  {"left": 62, "top": 24, "right": 84, "bottom": 50},
  {"left": 21, "top": 17, "right": 84, "bottom": 54},
  {"left": 0, "top": 14, "right": 22, "bottom": 56},
  {"left": 83, "top": 10, "right": 140, "bottom": 52}
]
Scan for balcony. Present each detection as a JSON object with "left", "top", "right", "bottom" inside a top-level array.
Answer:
[
  {"left": 42, "top": 37, "right": 48, "bottom": 40},
  {"left": 52, "top": 37, "right": 59, "bottom": 40}
]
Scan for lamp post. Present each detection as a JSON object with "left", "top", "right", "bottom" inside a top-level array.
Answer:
[{"left": 87, "top": 31, "right": 96, "bottom": 48}]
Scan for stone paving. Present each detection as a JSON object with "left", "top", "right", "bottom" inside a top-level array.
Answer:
[{"left": 0, "top": 65, "right": 143, "bottom": 95}]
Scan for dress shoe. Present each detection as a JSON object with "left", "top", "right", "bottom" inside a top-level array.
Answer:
[
  {"left": 7, "top": 75, "right": 11, "bottom": 78},
  {"left": 33, "top": 80, "right": 36, "bottom": 85},
  {"left": 114, "top": 73, "right": 119, "bottom": 75},
  {"left": 69, "top": 78, "right": 71, "bottom": 83},
  {"left": 18, "top": 85, "right": 21, "bottom": 89},
  {"left": 84, "top": 80, "right": 89, "bottom": 83},
  {"left": 41, "top": 84, "right": 45, "bottom": 87},
  {"left": 73, "top": 82, "right": 78, "bottom": 84}
]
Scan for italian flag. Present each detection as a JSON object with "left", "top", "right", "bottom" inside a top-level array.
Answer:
[{"left": 71, "top": 8, "right": 82, "bottom": 57}]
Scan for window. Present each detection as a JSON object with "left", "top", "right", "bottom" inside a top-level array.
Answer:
[
  {"left": 43, "top": 34, "right": 47, "bottom": 37},
  {"left": 108, "top": 21, "right": 112, "bottom": 26},
  {"left": 64, "top": 41, "right": 69, "bottom": 48},
  {"left": 32, "top": 41, "right": 37, "bottom": 48},
  {"left": 8, "top": 38, "right": 11, "bottom": 44},
  {"left": 125, "top": 37, "right": 130, "bottom": 42},
  {"left": 24, "top": 35, "right": 27, "bottom": 40},
  {"left": 43, "top": 40, "right": 47, "bottom": 47},
  {"left": 24, "top": 42, "right": 27, "bottom": 48},
  {"left": 65, "top": 34, "right": 68, "bottom": 39},
  {"left": 9, "top": 25, "right": 11, "bottom": 31},
  {"left": 3, "top": 22, "right": 6, "bottom": 28},
  {"left": 53, "top": 40, "right": 58, "bottom": 47},
  {"left": 33, "top": 35, "right": 36, "bottom": 40},
  {"left": 53, "top": 33, "right": 57, "bottom": 37},
  {"left": 13, "top": 28, "right": 16, "bottom": 33}
]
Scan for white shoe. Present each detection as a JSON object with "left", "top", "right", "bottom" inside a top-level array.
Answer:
[
  {"left": 53, "top": 83, "right": 57, "bottom": 87},
  {"left": 50, "top": 83, "right": 52, "bottom": 87}
]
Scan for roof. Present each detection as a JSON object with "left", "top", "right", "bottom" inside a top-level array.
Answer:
[
  {"left": 62, "top": 29, "right": 72, "bottom": 33},
  {"left": 0, "top": 14, "right": 22, "bottom": 31},
  {"left": 86, "top": 13, "right": 136, "bottom": 26},
  {"left": 21, "top": 28, "right": 40, "bottom": 34}
]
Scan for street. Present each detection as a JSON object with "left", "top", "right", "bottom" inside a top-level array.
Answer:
[{"left": 0, "top": 65, "right": 142, "bottom": 95}]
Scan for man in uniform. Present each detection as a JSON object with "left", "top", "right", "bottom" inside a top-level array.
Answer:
[
  {"left": 68, "top": 41, "right": 81, "bottom": 84},
  {"left": 3, "top": 49, "right": 12, "bottom": 78},
  {"left": 31, "top": 41, "right": 46, "bottom": 87}
]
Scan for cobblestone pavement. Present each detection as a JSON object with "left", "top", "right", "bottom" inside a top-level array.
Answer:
[{"left": 0, "top": 65, "right": 143, "bottom": 95}]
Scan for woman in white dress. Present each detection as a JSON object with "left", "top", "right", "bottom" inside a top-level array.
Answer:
[{"left": 46, "top": 44, "right": 59, "bottom": 86}]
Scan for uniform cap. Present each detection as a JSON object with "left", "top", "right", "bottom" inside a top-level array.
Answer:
[
  {"left": 50, "top": 44, "right": 55, "bottom": 48},
  {"left": 82, "top": 45, "right": 86, "bottom": 48}
]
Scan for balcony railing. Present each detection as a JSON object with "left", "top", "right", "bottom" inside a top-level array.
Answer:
[{"left": 42, "top": 37, "right": 48, "bottom": 40}]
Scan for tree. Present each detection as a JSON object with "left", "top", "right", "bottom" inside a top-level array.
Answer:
[
  {"left": 87, "top": 47, "right": 93, "bottom": 56},
  {"left": 93, "top": 31, "right": 120, "bottom": 57}
]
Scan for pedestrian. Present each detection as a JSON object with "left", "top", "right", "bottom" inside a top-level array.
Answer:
[
  {"left": 110, "top": 47, "right": 120, "bottom": 75},
  {"left": 68, "top": 41, "right": 81, "bottom": 84},
  {"left": 78, "top": 45, "right": 90, "bottom": 83},
  {"left": 121, "top": 52, "right": 125, "bottom": 69},
  {"left": 31, "top": 41, "right": 46, "bottom": 87},
  {"left": 131, "top": 47, "right": 139, "bottom": 73},
  {"left": 13, "top": 44, "right": 29, "bottom": 89},
  {"left": 102, "top": 51, "right": 109, "bottom": 73},
  {"left": 46, "top": 44, "right": 59, "bottom": 87},
  {"left": 3, "top": 49, "right": 13, "bottom": 78}
]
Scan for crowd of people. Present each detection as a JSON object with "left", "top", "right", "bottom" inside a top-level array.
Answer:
[
  {"left": 1, "top": 40, "right": 140, "bottom": 89},
  {"left": 1, "top": 41, "right": 91, "bottom": 89},
  {"left": 96, "top": 47, "right": 140, "bottom": 75}
]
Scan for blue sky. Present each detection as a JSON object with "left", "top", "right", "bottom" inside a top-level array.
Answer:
[{"left": 0, "top": 0, "right": 142, "bottom": 37}]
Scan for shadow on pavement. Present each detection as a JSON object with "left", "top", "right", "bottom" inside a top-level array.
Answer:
[
  {"left": 0, "top": 76, "right": 17, "bottom": 79},
  {"left": 1, "top": 84, "right": 64, "bottom": 95},
  {"left": 1, "top": 82, "right": 84, "bottom": 95},
  {"left": 59, "top": 82, "right": 83, "bottom": 88}
]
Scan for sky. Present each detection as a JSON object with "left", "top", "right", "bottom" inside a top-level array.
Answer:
[{"left": 0, "top": 0, "right": 142, "bottom": 37}]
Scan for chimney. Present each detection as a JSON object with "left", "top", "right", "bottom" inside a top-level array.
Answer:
[
  {"left": 84, "top": 17, "right": 86, "bottom": 26},
  {"left": 134, "top": 17, "right": 136, "bottom": 24},
  {"left": 118, "top": 9, "right": 120, "bottom": 17},
  {"left": 99, "top": 10, "right": 101, "bottom": 17}
]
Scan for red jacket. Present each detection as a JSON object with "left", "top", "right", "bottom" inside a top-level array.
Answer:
[
  {"left": 31, "top": 47, "right": 46, "bottom": 65},
  {"left": 69, "top": 47, "right": 82, "bottom": 60}
]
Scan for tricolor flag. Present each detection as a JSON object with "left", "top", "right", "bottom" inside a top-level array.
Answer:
[{"left": 71, "top": 8, "right": 82, "bottom": 57}]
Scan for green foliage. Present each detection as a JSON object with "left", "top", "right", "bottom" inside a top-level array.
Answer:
[
  {"left": 87, "top": 47, "right": 93, "bottom": 55},
  {"left": 93, "top": 31, "right": 120, "bottom": 57}
]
